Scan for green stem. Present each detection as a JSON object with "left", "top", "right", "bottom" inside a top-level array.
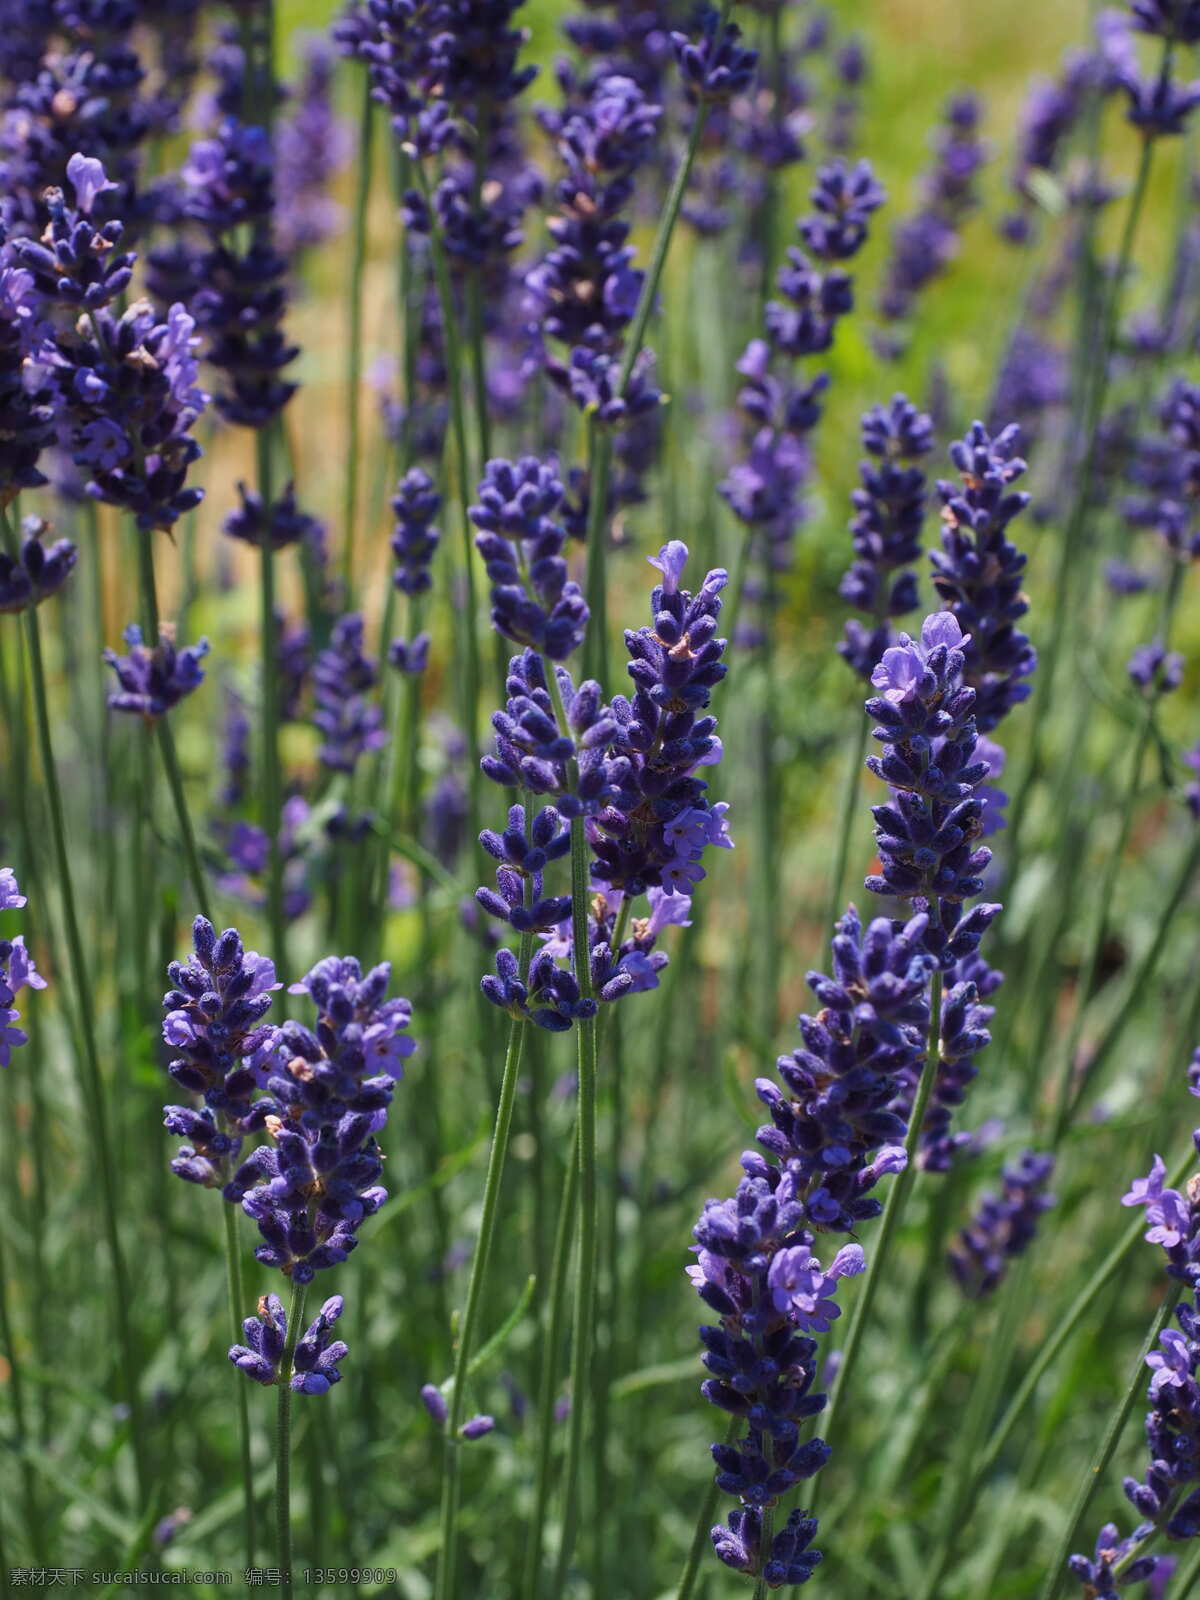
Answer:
[
  {"left": 550, "top": 802, "right": 600, "bottom": 1588},
  {"left": 523, "top": 1147, "right": 579, "bottom": 1600},
  {"left": 435, "top": 977, "right": 532, "bottom": 1599},
  {"left": 413, "top": 159, "right": 483, "bottom": 812},
  {"left": 582, "top": 419, "right": 613, "bottom": 689},
  {"left": 0, "top": 1226, "right": 42, "bottom": 1558},
  {"left": 276, "top": 1279, "right": 307, "bottom": 1600},
  {"left": 341, "top": 77, "right": 375, "bottom": 589},
  {"left": 1038, "top": 1288, "right": 1182, "bottom": 1600},
  {"left": 615, "top": 0, "right": 733, "bottom": 395},
  {"left": 1169, "top": 1535, "right": 1200, "bottom": 1593},
  {"left": 21, "top": 595, "right": 148, "bottom": 1503},
  {"left": 223, "top": 1202, "right": 257, "bottom": 1566},
  {"left": 467, "top": 102, "right": 493, "bottom": 469},
  {"left": 154, "top": 718, "right": 211, "bottom": 919},
  {"left": 256, "top": 428, "right": 287, "bottom": 971},
  {"left": 818, "top": 971, "right": 944, "bottom": 1467},
  {"left": 917, "top": 1262, "right": 1033, "bottom": 1600},
  {"left": 821, "top": 710, "right": 871, "bottom": 958},
  {"left": 752, "top": 1507, "right": 775, "bottom": 1600},
  {"left": 1048, "top": 695, "right": 1158, "bottom": 1143}
]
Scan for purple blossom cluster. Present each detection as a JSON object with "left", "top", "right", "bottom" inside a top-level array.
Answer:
[
  {"left": 471, "top": 456, "right": 588, "bottom": 661},
  {"left": 170, "top": 117, "right": 298, "bottom": 430},
  {"left": 477, "top": 537, "right": 731, "bottom": 1030},
  {"left": 932, "top": 422, "right": 1037, "bottom": 735},
  {"left": 525, "top": 72, "right": 660, "bottom": 359},
  {"left": 865, "top": 612, "right": 1001, "bottom": 964},
  {"left": 231, "top": 1293, "right": 348, "bottom": 1396},
  {"left": 6, "top": 155, "right": 210, "bottom": 532},
  {"left": 0, "top": 2, "right": 150, "bottom": 234},
  {"left": 690, "top": 901, "right": 932, "bottom": 1580},
  {"left": 161, "top": 917, "right": 416, "bottom": 1393}
]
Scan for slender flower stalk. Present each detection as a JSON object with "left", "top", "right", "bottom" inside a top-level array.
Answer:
[
  {"left": 19, "top": 591, "right": 148, "bottom": 1500},
  {"left": 276, "top": 1279, "right": 307, "bottom": 1600},
  {"left": 341, "top": 75, "right": 374, "bottom": 588},
  {"left": 434, "top": 948, "right": 532, "bottom": 1600}
]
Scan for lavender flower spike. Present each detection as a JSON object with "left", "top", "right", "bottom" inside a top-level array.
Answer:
[{"left": 866, "top": 611, "right": 1001, "bottom": 967}]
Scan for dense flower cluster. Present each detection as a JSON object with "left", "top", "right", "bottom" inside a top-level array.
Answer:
[
  {"left": 690, "top": 901, "right": 935, "bottom": 1580},
  {"left": 162, "top": 916, "right": 416, "bottom": 1395},
  {"left": 222, "top": 481, "right": 321, "bottom": 552},
  {"left": 890, "top": 948, "right": 1002, "bottom": 1171},
  {"left": 223, "top": 956, "right": 414, "bottom": 1284},
  {"left": 476, "top": 541, "right": 730, "bottom": 1028},
  {"left": 1124, "top": 378, "right": 1200, "bottom": 559},
  {"left": 525, "top": 72, "right": 660, "bottom": 358},
  {"left": 865, "top": 612, "right": 1001, "bottom": 964},
  {"left": 471, "top": 456, "right": 589, "bottom": 660},
  {"left": 0, "top": 870, "right": 46, "bottom": 1070},
  {"left": 948, "top": 1149, "right": 1056, "bottom": 1297},
  {"left": 0, "top": 258, "right": 54, "bottom": 503},
  {"left": 932, "top": 422, "right": 1037, "bottom": 734},
  {"left": 589, "top": 541, "right": 731, "bottom": 896},
  {"left": 839, "top": 394, "right": 934, "bottom": 679},
  {"left": 0, "top": 3, "right": 151, "bottom": 233},
  {"left": 160, "top": 917, "right": 280, "bottom": 1185},
  {"left": 11, "top": 155, "right": 210, "bottom": 531},
  {"left": 173, "top": 117, "right": 298, "bottom": 429}
]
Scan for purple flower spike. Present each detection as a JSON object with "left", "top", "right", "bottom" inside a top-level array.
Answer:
[{"left": 865, "top": 609, "right": 1001, "bottom": 967}]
